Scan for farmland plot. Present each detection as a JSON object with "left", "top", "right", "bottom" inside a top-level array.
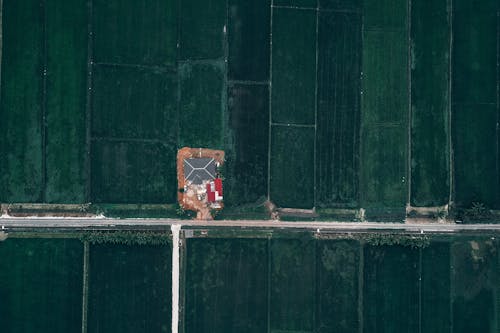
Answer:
[
  {"left": 452, "top": 0, "right": 499, "bottom": 208},
  {"left": 88, "top": 244, "right": 171, "bottom": 333},
  {"left": 410, "top": 0, "right": 451, "bottom": 207},
  {"left": 0, "top": 239, "right": 83, "bottom": 333}
]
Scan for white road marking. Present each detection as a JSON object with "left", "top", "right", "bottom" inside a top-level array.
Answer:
[{"left": 171, "top": 224, "right": 181, "bottom": 333}]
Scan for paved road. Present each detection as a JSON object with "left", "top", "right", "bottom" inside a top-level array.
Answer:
[{"left": 1, "top": 217, "right": 500, "bottom": 233}]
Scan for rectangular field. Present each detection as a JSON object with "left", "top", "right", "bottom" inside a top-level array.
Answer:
[
  {"left": 228, "top": 0, "right": 270, "bottom": 81},
  {"left": 91, "top": 66, "right": 177, "bottom": 142},
  {"left": 270, "top": 126, "right": 315, "bottom": 208},
  {"left": 421, "top": 242, "right": 451, "bottom": 333},
  {"left": 451, "top": 239, "right": 498, "bottom": 332},
  {"left": 452, "top": 1, "right": 499, "bottom": 208},
  {"left": 410, "top": 0, "right": 450, "bottom": 207},
  {"left": 179, "top": 0, "right": 226, "bottom": 60},
  {"left": 45, "top": 0, "right": 87, "bottom": 203},
  {"left": 179, "top": 63, "right": 224, "bottom": 149},
  {"left": 270, "top": 238, "right": 316, "bottom": 332},
  {"left": 88, "top": 244, "right": 171, "bottom": 333},
  {"left": 453, "top": 104, "right": 498, "bottom": 208},
  {"left": 226, "top": 84, "right": 269, "bottom": 205},
  {"left": 363, "top": 0, "right": 407, "bottom": 30},
  {"left": 91, "top": 140, "right": 177, "bottom": 203},
  {"left": 184, "top": 238, "right": 268, "bottom": 333},
  {"left": 361, "top": 0, "right": 408, "bottom": 210},
  {"left": 316, "top": 240, "right": 359, "bottom": 333},
  {"left": 361, "top": 126, "right": 407, "bottom": 209},
  {"left": 0, "top": 0, "right": 44, "bottom": 202},
  {"left": 316, "top": 11, "right": 361, "bottom": 207},
  {"left": 271, "top": 7, "right": 316, "bottom": 125},
  {"left": 92, "top": 0, "right": 177, "bottom": 65},
  {"left": 0, "top": 239, "right": 83, "bottom": 333},
  {"left": 363, "top": 245, "right": 420, "bottom": 333}
]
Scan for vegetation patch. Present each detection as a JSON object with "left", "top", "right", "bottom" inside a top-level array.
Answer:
[
  {"left": 357, "top": 233, "right": 430, "bottom": 248},
  {"left": 79, "top": 231, "right": 170, "bottom": 246}
]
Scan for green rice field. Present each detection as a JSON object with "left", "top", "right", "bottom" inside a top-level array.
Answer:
[
  {"left": 1, "top": 0, "right": 499, "bottom": 218},
  {"left": 88, "top": 244, "right": 172, "bottom": 333},
  {"left": 0, "top": 239, "right": 83, "bottom": 333},
  {"left": 0, "top": 234, "right": 172, "bottom": 333},
  {"left": 184, "top": 232, "right": 500, "bottom": 333},
  {"left": 0, "top": 231, "right": 499, "bottom": 333}
]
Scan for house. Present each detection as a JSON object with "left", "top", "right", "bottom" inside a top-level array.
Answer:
[{"left": 184, "top": 158, "right": 217, "bottom": 184}]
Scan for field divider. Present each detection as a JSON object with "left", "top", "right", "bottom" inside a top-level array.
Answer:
[
  {"left": 93, "top": 61, "right": 176, "bottom": 73},
  {"left": 418, "top": 248, "right": 423, "bottom": 333},
  {"left": 270, "top": 122, "right": 315, "bottom": 128},
  {"left": 314, "top": 2, "right": 319, "bottom": 209},
  {"left": 81, "top": 241, "right": 89, "bottom": 333},
  {"left": 0, "top": 0, "right": 3, "bottom": 88},
  {"left": 41, "top": 0, "right": 48, "bottom": 202},
  {"left": 267, "top": 0, "right": 274, "bottom": 201},
  {"left": 228, "top": 79, "right": 270, "bottom": 86},
  {"left": 448, "top": 0, "right": 454, "bottom": 206},
  {"left": 267, "top": 237, "right": 271, "bottom": 333},
  {"left": 271, "top": 5, "right": 317, "bottom": 11},
  {"left": 91, "top": 137, "right": 173, "bottom": 145},
  {"left": 449, "top": 243, "right": 454, "bottom": 333},
  {"left": 85, "top": 0, "right": 94, "bottom": 202},
  {"left": 171, "top": 224, "right": 181, "bottom": 333},
  {"left": 358, "top": 242, "right": 364, "bottom": 333},
  {"left": 407, "top": 0, "right": 412, "bottom": 206},
  {"left": 496, "top": 10, "right": 499, "bottom": 202}
]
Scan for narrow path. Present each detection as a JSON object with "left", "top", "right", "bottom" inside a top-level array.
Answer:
[{"left": 171, "top": 224, "right": 181, "bottom": 333}]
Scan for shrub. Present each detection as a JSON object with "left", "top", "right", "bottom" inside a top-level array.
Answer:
[{"left": 79, "top": 231, "right": 170, "bottom": 246}]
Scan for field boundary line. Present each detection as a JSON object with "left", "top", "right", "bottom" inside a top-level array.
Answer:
[
  {"left": 363, "top": 27, "right": 406, "bottom": 33},
  {"left": 221, "top": 0, "right": 229, "bottom": 149},
  {"left": 90, "top": 136, "right": 175, "bottom": 146},
  {"left": 271, "top": 122, "right": 315, "bottom": 128},
  {"left": 449, "top": 243, "right": 454, "bottom": 333},
  {"left": 176, "top": 0, "right": 181, "bottom": 148},
  {"left": 314, "top": 2, "right": 319, "bottom": 209},
  {"left": 41, "top": 0, "right": 48, "bottom": 202},
  {"left": 93, "top": 61, "right": 176, "bottom": 73},
  {"left": 271, "top": 5, "right": 316, "bottom": 11},
  {"left": 0, "top": 0, "right": 2, "bottom": 93},
  {"left": 358, "top": 242, "right": 364, "bottom": 333},
  {"left": 228, "top": 79, "right": 269, "bottom": 86},
  {"left": 267, "top": 237, "right": 271, "bottom": 333},
  {"left": 313, "top": 239, "right": 318, "bottom": 332},
  {"left": 418, "top": 248, "right": 423, "bottom": 333},
  {"left": 407, "top": 0, "right": 412, "bottom": 206},
  {"left": 358, "top": 2, "right": 365, "bottom": 206},
  {"left": 85, "top": 0, "right": 94, "bottom": 202},
  {"left": 448, "top": 0, "right": 454, "bottom": 206},
  {"left": 177, "top": 58, "right": 225, "bottom": 66},
  {"left": 267, "top": 0, "right": 274, "bottom": 201},
  {"left": 496, "top": 10, "right": 499, "bottom": 205},
  {"left": 81, "top": 241, "right": 89, "bottom": 333}
]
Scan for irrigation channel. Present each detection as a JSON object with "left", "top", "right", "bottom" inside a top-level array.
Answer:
[{"left": 1, "top": 218, "right": 500, "bottom": 333}]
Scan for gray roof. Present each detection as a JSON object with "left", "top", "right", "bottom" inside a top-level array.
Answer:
[{"left": 184, "top": 158, "right": 216, "bottom": 184}]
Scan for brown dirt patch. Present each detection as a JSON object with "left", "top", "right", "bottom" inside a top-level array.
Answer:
[{"left": 177, "top": 147, "right": 225, "bottom": 220}]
